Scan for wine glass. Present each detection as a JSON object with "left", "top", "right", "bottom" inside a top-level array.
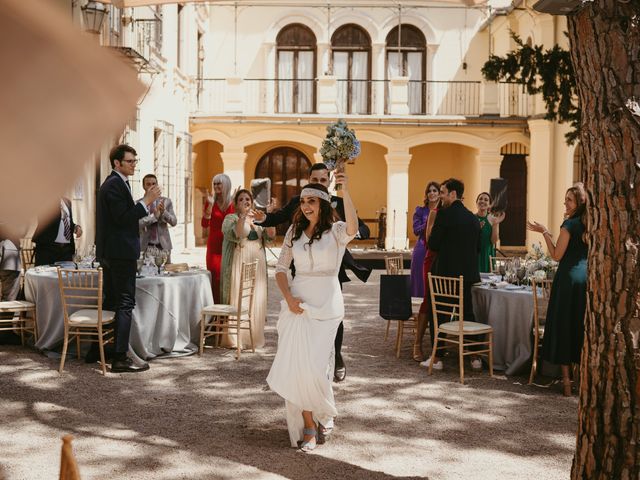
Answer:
[
  {"left": 72, "top": 249, "right": 83, "bottom": 269},
  {"left": 498, "top": 263, "right": 506, "bottom": 282},
  {"left": 516, "top": 267, "right": 527, "bottom": 286},
  {"left": 86, "top": 244, "right": 96, "bottom": 268},
  {"left": 154, "top": 252, "right": 166, "bottom": 275}
]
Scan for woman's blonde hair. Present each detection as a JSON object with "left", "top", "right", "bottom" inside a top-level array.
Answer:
[{"left": 212, "top": 173, "right": 232, "bottom": 211}]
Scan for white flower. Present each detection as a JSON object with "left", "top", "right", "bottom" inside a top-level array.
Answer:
[{"left": 533, "top": 270, "right": 547, "bottom": 281}]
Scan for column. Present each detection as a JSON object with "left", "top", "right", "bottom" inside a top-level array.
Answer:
[
  {"left": 476, "top": 148, "right": 503, "bottom": 194},
  {"left": 220, "top": 147, "right": 246, "bottom": 189},
  {"left": 385, "top": 151, "right": 411, "bottom": 250},
  {"left": 551, "top": 122, "right": 573, "bottom": 230},
  {"left": 371, "top": 42, "right": 385, "bottom": 115},
  {"left": 528, "top": 118, "right": 554, "bottom": 248},
  {"left": 389, "top": 77, "right": 409, "bottom": 115}
]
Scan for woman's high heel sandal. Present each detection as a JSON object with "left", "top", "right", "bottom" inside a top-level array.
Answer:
[{"left": 298, "top": 428, "right": 317, "bottom": 452}]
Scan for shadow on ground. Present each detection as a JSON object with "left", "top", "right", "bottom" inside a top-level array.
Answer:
[{"left": 0, "top": 271, "right": 576, "bottom": 479}]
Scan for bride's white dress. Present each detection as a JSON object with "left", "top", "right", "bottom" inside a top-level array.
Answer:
[{"left": 266, "top": 221, "right": 354, "bottom": 447}]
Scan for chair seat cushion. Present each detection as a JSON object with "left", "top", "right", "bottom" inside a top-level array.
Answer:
[
  {"left": 69, "top": 309, "right": 115, "bottom": 325},
  {"left": 202, "top": 304, "right": 249, "bottom": 315},
  {"left": 439, "top": 321, "right": 493, "bottom": 334},
  {"left": 0, "top": 300, "right": 35, "bottom": 312}
]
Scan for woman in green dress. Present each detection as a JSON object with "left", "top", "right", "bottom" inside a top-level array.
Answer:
[
  {"left": 475, "top": 192, "right": 505, "bottom": 272},
  {"left": 220, "top": 189, "right": 275, "bottom": 349},
  {"left": 527, "top": 183, "right": 587, "bottom": 396}
]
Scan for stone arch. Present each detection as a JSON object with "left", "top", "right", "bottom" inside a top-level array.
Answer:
[
  {"left": 380, "top": 15, "right": 438, "bottom": 46},
  {"left": 191, "top": 128, "right": 231, "bottom": 149},
  {"left": 330, "top": 13, "right": 379, "bottom": 44},
  {"left": 403, "top": 130, "right": 487, "bottom": 151},
  {"left": 266, "top": 13, "right": 326, "bottom": 44},
  {"left": 236, "top": 128, "right": 321, "bottom": 149},
  {"left": 408, "top": 142, "right": 479, "bottom": 228}
]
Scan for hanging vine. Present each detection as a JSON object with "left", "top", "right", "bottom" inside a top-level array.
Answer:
[{"left": 482, "top": 32, "right": 580, "bottom": 144}]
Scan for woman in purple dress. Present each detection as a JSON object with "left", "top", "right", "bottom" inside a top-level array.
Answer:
[{"left": 410, "top": 181, "right": 441, "bottom": 298}]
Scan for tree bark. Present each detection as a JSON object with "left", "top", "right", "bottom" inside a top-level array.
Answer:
[{"left": 568, "top": 1, "right": 640, "bottom": 479}]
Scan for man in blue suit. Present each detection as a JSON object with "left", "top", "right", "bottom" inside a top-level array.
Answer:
[{"left": 96, "top": 144, "right": 160, "bottom": 373}]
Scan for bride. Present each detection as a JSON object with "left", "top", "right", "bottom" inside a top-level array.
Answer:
[{"left": 266, "top": 173, "right": 357, "bottom": 452}]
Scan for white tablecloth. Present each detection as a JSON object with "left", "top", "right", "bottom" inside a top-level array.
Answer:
[
  {"left": 472, "top": 284, "right": 534, "bottom": 375},
  {"left": 24, "top": 268, "right": 213, "bottom": 360}
]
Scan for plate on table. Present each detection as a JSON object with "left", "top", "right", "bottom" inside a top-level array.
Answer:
[{"left": 504, "top": 284, "right": 525, "bottom": 290}]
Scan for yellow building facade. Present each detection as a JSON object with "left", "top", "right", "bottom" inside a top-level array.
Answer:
[{"left": 191, "top": 1, "right": 579, "bottom": 251}]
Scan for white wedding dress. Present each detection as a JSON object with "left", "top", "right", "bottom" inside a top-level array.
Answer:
[{"left": 266, "top": 221, "right": 354, "bottom": 447}]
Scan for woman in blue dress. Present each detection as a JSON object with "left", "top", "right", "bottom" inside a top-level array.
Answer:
[{"left": 527, "top": 183, "right": 587, "bottom": 396}]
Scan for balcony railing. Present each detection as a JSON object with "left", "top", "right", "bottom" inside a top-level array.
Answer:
[
  {"left": 192, "top": 78, "right": 529, "bottom": 118},
  {"left": 499, "top": 82, "right": 529, "bottom": 117},
  {"left": 133, "top": 18, "right": 162, "bottom": 62}
]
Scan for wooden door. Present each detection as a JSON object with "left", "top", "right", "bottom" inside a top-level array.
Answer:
[
  {"left": 255, "top": 147, "right": 311, "bottom": 235},
  {"left": 499, "top": 154, "right": 527, "bottom": 246}
]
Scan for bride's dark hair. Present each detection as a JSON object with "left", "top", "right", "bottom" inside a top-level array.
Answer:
[{"left": 289, "top": 183, "right": 338, "bottom": 247}]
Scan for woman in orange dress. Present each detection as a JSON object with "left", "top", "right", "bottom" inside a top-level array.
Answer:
[{"left": 201, "top": 173, "right": 234, "bottom": 303}]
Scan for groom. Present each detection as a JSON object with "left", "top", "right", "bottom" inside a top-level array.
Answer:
[{"left": 253, "top": 163, "right": 371, "bottom": 382}]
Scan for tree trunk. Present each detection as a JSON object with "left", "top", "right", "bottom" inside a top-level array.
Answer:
[{"left": 567, "top": 2, "right": 640, "bottom": 479}]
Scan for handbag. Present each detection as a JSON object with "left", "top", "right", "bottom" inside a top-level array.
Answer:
[{"left": 379, "top": 274, "right": 412, "bottom": 321}]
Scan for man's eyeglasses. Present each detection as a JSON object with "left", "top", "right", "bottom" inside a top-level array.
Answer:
[{"left": 213, "top": 182, "right": 222, "bottom": 185}]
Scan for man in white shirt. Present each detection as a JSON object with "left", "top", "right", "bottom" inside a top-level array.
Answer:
[{"left": 33, "top": 198, "right": 82, "bottom": 266}]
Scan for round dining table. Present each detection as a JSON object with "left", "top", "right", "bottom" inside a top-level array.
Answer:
[
  {"left": 471, "top": 280, "right": 534, "bottom": 375},
  {"left": 24, "top": 266, "right": 214, "bottom": 361}
]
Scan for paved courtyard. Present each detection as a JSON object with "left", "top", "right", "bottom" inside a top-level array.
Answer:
[{"left": 0, "top": 252, "right": 577, "bottom": 479}]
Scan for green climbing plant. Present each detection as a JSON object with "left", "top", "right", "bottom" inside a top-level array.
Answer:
[{"left": 482, "top": 32, "right": 580, "bottom": 144}]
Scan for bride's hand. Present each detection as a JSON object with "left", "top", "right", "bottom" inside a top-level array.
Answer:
[
  {"left": 334, "top": 172, "right": 348, "bottom": 190},
  {"left": 286, "top": 296, "right": 304, "bottom": 315}
]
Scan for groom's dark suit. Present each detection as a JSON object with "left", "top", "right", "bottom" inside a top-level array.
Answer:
[
  {"left": 96, "top": 171, "right": 147, "bottom": 355},
  {"left": 428, "top": 199, "right": 480, "bottom": 326}
]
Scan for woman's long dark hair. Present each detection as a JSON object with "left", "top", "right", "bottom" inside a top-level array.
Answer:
[
  {"left": 289, "top": 183, "right": 338, "bottom": 247},
  {"left": 424, "top": 181, "right": 441, "bottom": 207}
]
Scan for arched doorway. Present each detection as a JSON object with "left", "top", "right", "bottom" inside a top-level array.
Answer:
[
  {"left": 255, "top": 146, "right": 311, "bottom": 235},
  {"left": 499, "top": 143, "right": 528, "bottom": 246}
]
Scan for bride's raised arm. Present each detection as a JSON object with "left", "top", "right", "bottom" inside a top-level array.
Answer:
[{"left": 334, "top": 172, "right": 357, "bottom": 237}]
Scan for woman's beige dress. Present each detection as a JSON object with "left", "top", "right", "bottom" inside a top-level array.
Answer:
[{"left": 220, "top": 214, "right": 271, "bottom": 349}]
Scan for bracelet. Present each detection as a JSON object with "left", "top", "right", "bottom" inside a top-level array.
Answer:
[{"left": 542, "top": 231, "right": 551, "bottom": 237}]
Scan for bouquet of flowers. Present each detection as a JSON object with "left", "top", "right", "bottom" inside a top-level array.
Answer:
[
  {"left": 525, "top": 241, "right": 558, "bottom": 280},
  {"left": 319, "top": 119, "right": 360, "bottom": 190}
]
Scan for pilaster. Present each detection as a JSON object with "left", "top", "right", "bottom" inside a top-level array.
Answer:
[{"left": 384, "top": 151, "right": 412, "bottom": 250}]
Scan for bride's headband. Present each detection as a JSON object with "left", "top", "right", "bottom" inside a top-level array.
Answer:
[{"left": 300, "top": 187, "right": 331, "bottom": 203}]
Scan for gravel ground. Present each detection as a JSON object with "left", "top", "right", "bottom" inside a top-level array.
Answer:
[{"left": 0, "top": 268, "right": 577, "bottom": 480}]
